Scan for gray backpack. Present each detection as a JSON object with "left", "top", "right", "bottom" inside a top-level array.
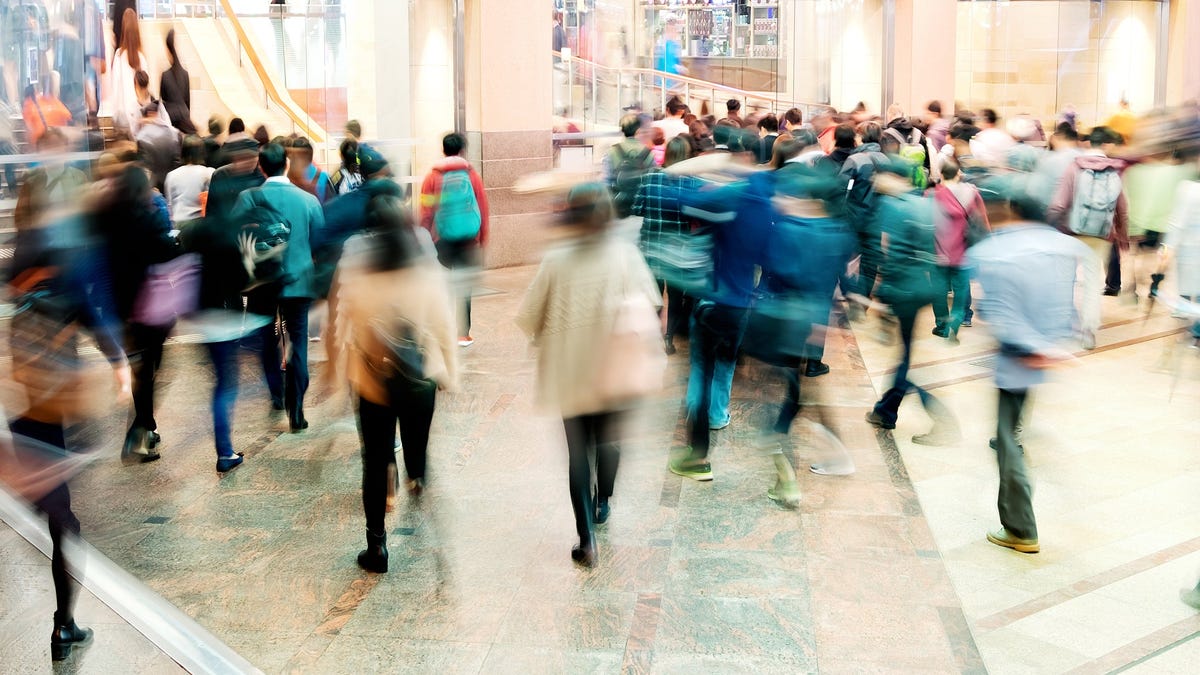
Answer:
[{"left": 1068, "top": 166, "right": 1122, "bottom": 238}]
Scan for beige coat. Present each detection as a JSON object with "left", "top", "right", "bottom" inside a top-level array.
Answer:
[
  {"left": 327, "top": 237, "right": 458, "bottom": 405},
  {"left": 516, "top": 232, "right": 660, "bottom": 418}
]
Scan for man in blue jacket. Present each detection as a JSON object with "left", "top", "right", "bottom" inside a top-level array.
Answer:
[
  {"left": 671, "top": 168, "right": 775, "bottom": 481},
  {"left": 234, "top": 143, "right": 324, "bottom": 432}
]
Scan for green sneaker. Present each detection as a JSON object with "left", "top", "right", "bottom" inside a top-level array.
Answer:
[
  {"left": 767, "top": 480, "right": 801, "bottom": 509},
  {"left": 669, "top": 453, "right": 713, "bottom": 481}
]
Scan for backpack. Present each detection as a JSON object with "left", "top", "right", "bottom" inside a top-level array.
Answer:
[
  {"left": 433, "top": 169, "right": 482, "bottom": 241},
  {"left": 238, "top": 191, "right": 292, "bottom": 291},
  {"left": 609, "top": 144, "right": 653, "bottom": 218},
  {"left": 361, "top": 316, "right": 428, "bottom": 389},
  {"left": 886, "top": 128, "right": 929, "bottom": 189},
  {"left": 1068, "top": 166, "right": 1122, "bottom": 238}
]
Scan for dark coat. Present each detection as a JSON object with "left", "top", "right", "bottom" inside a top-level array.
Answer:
[{"left": 160, "top": 65, "right": 196, "bottom": 135}]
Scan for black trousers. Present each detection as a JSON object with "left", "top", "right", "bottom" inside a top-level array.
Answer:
[
  {"left": 127, "top": 321, "right": 173, "bottom": 432},
  {"left": 9, "top": 417, "right": 81, "bottom": 625},
  {"left": 563, "top": 413, "right": 621, "bottom": 543},
  {"left": 247, "top": 292, "right": 311, "bottom": 424},
  {"left": 996, "top": 388, "right": 1037, "bottom": 540},
  {"left": 656, "top": 278, "right": 693, "bottom": 342},
  {"left": 357, "top": 378, "right": 437, "bottom": 534}
]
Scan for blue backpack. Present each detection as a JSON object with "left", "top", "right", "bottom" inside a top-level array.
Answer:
[{"left": 434, "top": 169, "right": 482, "bottom": 242}]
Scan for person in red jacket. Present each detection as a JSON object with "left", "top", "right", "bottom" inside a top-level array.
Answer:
[{"left": 419, "top": 132, "right": 490, "bottom": 346}]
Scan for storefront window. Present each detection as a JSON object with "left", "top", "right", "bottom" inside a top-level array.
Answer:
[{"left": 956, "top": 0, "right": 1166, "bottom": 128}]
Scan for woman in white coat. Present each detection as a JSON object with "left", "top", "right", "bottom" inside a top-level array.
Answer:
[{"left": 109, "top": 8, "right": 151, "bottom": 134}]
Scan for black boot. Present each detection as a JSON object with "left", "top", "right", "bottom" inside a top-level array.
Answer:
[
  {"left": 1150, "top": 273, "right": 1165, "bottom": 297},
  {"left": 356, "top": 529, "right": 388, "bottom": 573},
  {"left": 571, "top": 533, "right": 597, "bottom": 568},
  {"left": 50, "top": 619, "right": 93, "bottom": 661}
]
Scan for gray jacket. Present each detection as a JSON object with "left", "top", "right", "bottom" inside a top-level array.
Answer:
[{"left": 969, "top": 223, "right": 1093, "bottom": 390}]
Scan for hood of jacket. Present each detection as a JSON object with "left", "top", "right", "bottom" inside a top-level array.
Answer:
[
  {"left": 1074, "top": 153, "right": 1127, "bottom": 172},
  {"left": 431, "top": 156, "right": 474, "bottom": 174},
  {"left": 852, "top": 142, "right": 882, "bottom": 155}
]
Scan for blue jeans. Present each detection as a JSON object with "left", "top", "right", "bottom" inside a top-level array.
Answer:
[
  {"left": 686, "top": 302, "right": 748, "bottom": 458},
  {"left": 933, "top": 266, "right": 972, "bottom": 333},
  {"left": 687, "top": 351, "right": 734, "bottom": 427},
  {"left": 249, "top": 294, "right": 311, "bottom": 423},
  {"left": 206, "top": 340, "right": 239, "bottom": 457},
  {"left": 872, "top": 304, "right": 939, "bottom": 426}
]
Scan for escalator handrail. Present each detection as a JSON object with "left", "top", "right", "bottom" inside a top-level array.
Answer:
[{"left": 215, "top": 0, "right": 325, "bottom": 142}]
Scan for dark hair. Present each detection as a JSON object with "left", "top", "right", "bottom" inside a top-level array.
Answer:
[
  {"left": 834, "top": 123, "right": 857, "bottom": 149},
  {"left": 365, "top": 195, "right": 421, "bottom": 272},
  {"left": 726, "top": 99, "right": 741, "bottom": 114},
  {"left": 1089, "top": 126, "right": 1121, "bottom": 147},
  {"left": 981, "top": 108, "right": 999, "bottom": 125},
  {"left": 940, "top": 156, "right": 960, "bottom": 181},
  {"left": 182, "top": 135, "right": 205, "bottom": 164},
  {"left": 208, "top": 115, "right": 224, "bottom": 136},
  {"left": 228, "top": 117, "right": 246, "bottom": 134},
  {"left": 771, "top": 138, "right": 801, "bottom": 170},
  {"left": 562, "top": 182, "right": 613, "bottom": 230},
  {"left": 651, "top": 127, "right": 665, "bottom": 146},
  {"left": 1054, "top": 122, "right": 1079, "bottom": 142},
  {"left": 858, "top": 121, "right": 883, "bottom": 145},
  {"left": 135, "top": 70, "right": 150, "bottom": 89},
  {"left": 666, "top": 97, "right": 685, "bottom": 116},
  {"left": 792, "top": 128, "right": 817, "bottom": 148},
  {"left": 926, "top": 101, "right": 942, "bottom": 115},
  {"left": 345, "top": 119, "right": 362, "bottom": 139},
  {"left": 950, "top": 122, "right": 980, "bottom": 142},
  {"left": 340, "top": 138, "right": 360, "bottom": 173},
  {"left": 663, "top": 135, "right": 692, "bottom": 168},
  {"left": 619, "top": 113, "right": 641, "bottom": 138},
  {"left": 252, "top": 125, "right": 269, "bottom": 146},
  {"left": 290, "top": 136, "right": 314, "bottom": 162},
  {"left": 783, "top": 108, "right": 803, "bottom": 127},
  {"left": 683, "top": 113, "right": 697, "bottom": 127},
  {"left": 165, "top": 29, "right": 181, "bottom": 67},
  {"left": 258, "top": 143, "right": 288, "bottom": 177},
  {"left": 442, "top": 132, "right": 466, "bottom": 157},
  {"left": 758, "top": 114, "right": 779, "bottom": 133}
]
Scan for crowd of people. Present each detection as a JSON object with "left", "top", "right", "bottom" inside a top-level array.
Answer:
[{"left": 6, "top": 40, "right": 1200, "bottom": 660}]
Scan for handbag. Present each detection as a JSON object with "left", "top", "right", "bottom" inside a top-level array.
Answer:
[
  {"left": 131, "top": 253, "right": 201, "bottom": 326},
  {"left": 597, "top": 291, "right": 667, "bottom": 407}
]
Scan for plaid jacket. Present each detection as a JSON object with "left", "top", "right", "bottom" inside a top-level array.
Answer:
[{"left": 632, "top": 170, "right": 706, "bottom": 251}]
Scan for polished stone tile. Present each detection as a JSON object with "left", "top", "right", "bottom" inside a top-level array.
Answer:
[
  {"left": 309, "top": 636, "right": 490, "bottom": 675},
  {"left": 653, "top": 595, "right": 816, "bottom": 661},
  {"left": 493, "top": 590, "right": 638, "bottom": 651}
]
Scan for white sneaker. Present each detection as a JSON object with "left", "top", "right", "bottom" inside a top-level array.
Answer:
[{"left": 458, "top": 336, "right": 475, "bottom": 347}]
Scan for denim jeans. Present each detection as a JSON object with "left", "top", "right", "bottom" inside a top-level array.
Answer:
[
  {"left": 933, "top": 266, "right": 972, "bottom": 333},
  {"left": 872, "top": 304, "right": 939, "bottom": 426},
  {"left": 996, "top": 388, "right": 1036, "bottom": 540},
  {"left": 686, "top": 302, "right": 748, "bottom": 458},
  {"left": 206, "top": 340, "right": 239, "bottom": 457},
  {"left": 249, "top": 294, "right": 311, "bottom": 423},
  {"left": 127, "top": 321, "right": 173, "bottom": 433},
  {"left": 686, "top": 351, "right": 734, "bottom": 427}
]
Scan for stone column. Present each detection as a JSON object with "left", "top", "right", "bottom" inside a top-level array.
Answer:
[
  {"left": 1168, "top": 0, "right": 1200, "bottom": 105},
  {"left": 892, "top": 0, "right": 956, "bottom": 117},
  {"left": 463, "top": 0, "right": 555, "bottom": 269}
]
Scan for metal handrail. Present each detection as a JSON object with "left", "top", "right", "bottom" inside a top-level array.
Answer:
[
  {"left": 553, "top": 50, "right": 827, "bottom": 115},
  {"left": 214, "top": 0, "right": 325, "bottom": 142}
]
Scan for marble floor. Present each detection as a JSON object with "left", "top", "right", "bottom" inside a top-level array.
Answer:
[{"left": 0, "top": 264, "right": 1197, "bottom": 674}]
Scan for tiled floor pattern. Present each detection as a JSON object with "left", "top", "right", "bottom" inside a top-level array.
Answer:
[
  {"left": 1, "top": 263, "right": 1198, "bottom": 673},
  {"left": 854, "top": 277, "right": 1200, "bottom": 675}
]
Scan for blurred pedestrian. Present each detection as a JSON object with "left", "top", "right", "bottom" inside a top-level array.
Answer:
[
  {"left": 159, "top": 29, "right": 196, "bottom": 135},
  {"left": 517, "top": 184, "right": 661, "bottom": 567},
  {"left": 420, "top": 132, "right": 489, "bottom": 347},
  {"left": 164, "top": 135, "right": 214, "bottom": 230},
  {"left": 329, "top": 137, "right": 363, "bottom": 196},
  {"left": 110, "top": 8, "right": 149, "bottom": 133},
  {"left": 326, "top": 194, "right": 458, "bottom": 573}
]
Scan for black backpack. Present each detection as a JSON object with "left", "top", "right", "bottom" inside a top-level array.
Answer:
[
  {"left": 609, "top": 144, "right": 652, "bottom": 218},
  {"left": 238, "top": 190, "right": 292, "bottom": 291}
]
